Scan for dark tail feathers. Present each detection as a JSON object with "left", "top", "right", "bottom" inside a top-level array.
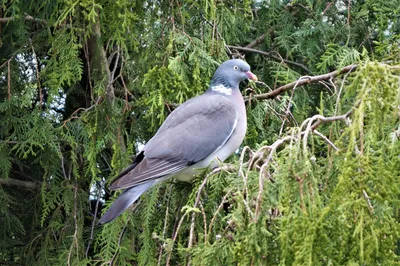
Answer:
[{"left": 98, "top": 180, "right": 155, "bottom": 224}]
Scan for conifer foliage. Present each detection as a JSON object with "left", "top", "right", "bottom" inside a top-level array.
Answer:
[{"left": 0, "top": 0, "right": 400, "bottom": 265}]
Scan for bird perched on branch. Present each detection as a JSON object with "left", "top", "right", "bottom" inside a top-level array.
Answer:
[{"left": 99, "top": 59, "right": 257, "bottom": 224}]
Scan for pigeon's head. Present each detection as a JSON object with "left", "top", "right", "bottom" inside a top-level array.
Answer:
[{"left": 210, "top": 59, "right": 258, "bottom": 89}]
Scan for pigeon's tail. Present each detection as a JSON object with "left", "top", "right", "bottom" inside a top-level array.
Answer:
[{"left": 98, "top": 180, "right": 155, "bottom": 224}]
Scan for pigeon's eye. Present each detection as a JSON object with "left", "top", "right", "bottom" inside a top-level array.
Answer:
[{"left": 233, "top": 65, "right": 239, "bottom": 70}]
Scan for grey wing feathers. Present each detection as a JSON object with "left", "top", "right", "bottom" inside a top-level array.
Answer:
[
  {"left": 109, "top": 158, "right": 186, "bottom": 190},
  {"left": 145, "top": 94, "right": 238, "bottom": 162},
  {"left": 109, "top": 94, "right": 237, "bottom": 190}
]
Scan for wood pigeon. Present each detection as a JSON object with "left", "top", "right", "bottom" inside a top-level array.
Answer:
[{"left": 99, "top": 59, "right": 257, "bottom": 224}]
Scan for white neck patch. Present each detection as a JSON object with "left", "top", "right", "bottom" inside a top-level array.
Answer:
[{"left": 211, "top": 85, "right": 232, "bottom": 95}]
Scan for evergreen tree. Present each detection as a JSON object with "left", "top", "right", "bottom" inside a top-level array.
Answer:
[{"left": 0, "top": 0, "right": 399, "bottom": 265}]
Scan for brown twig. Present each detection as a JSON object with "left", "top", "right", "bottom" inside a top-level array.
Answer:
[
  {"left": 199, "top": 201, "right": 207, "bottom": 243},
  {"left": 60, "top": 151, "right": 69, "bottom": 180},
  {"left": 90, "top": 12, "right": 115, "bottom": 104},
  {"left": 187, "top": 174, "right": 210, "bottom": 251},
  {"left": 313, "top": 129, "right": 339, "bottom": 151},
  {"left": 298, "top": 176, "right": 306, "bottom": 211},
  {"left": 67, "top": 180, "right": 79, "bottom": 266},
  {"left": 250, "top": 64, "right": 359, "bottom": 101},
  {"left": 207, "top": 188, "right": 233, "bottom": 241},
  {"left": 7, "top": 59, "right": 11, "bottom": 100},
  {"left": 166, "top": 210, "right": 189, "bottom": 266},
  {"left": 86, "top": 186, "right": 102, "bottom": 258},
  {"left": 83, "top": 41, "right": 94, "bottom": 101},
  {"left": 0, "top": 15, "right": 47, "bottom": 25},
  {"left": 121, "top": 75, "right": 136, "bottom": 114},
  {"left": 246, "top": 33, "right": 267, "bottom": 48},
  {"left": 346, "top": 0, "right": 351, "bottom": 26},
  {"left": 107, "top": 224, "right": 127, "bottom": 266},
  {"left": 322, "top": 2, "right": 334, "bottom": 16},
  {"left": 278, "top": 76, "right": 308, "bottom": 135},
  {"left": 0, "top": 177, "right": 42, "bottom": 190},
  {"left": 62, "top": 96, "right": 102, "bottom": 126},
  {"left": 157, "top": 186, "right": 173, "bottom": 266},
  {"left": 362, "top": 189, "right": 374, "bottom": 215},
  {"left": 238, "top": 146, "right": 252, "bottom": 203},
  {"left": 301, "top": 102, "right": 359, "bottom": 154},
  {"left": 109, "top": 46, "right": 121, "bottom": 88},
  {"left": 335, "top": 65, "right": 356, "bottom": 115}
]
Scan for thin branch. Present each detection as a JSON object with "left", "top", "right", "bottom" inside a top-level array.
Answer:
[
  {"left": 84, "top": 41, "right": 94, "bottom": 101},
  {"left": 313, "top": 129, "right": 339, "bottom": 151},
  {"left": 0, "top": 57, "right": 12, "bottom": 69},
  {"left": 0, "top": 177, "right": 42, "bottom": 190},
  {"left": 188, "top": 176, "right": 209, "bottom": 250},
  {"left": 60, "top": 147, "right": 69, "bottom": 180},
  {"left": 335, "top": 65, "right": 356, "bottom": 115},
  {"left": 107, "top": 225, "right": 127, "bottom": 266},
  {"left": 251, "top": 64, "right": 359, "bottom": 101},
  {"left": 166, "top": 211, "right": 189, "bottom": 266},
  {"left": 62, "top": 96, "right": 102, "bottom": 126},
  {"left": 199, "top": 201, "right": 207, "bottom": 244},
  {"left": 310, "top": 101, "right": 359, "bottom": 130},
  {"left": 363, "top": 189, "right": 374, "bottom": 215},
  {"left": 322, "top": 2, "right": 334, "bottom": 16},
  {"left": 347, "top": 0, "right": 351, "bottom": 26},
  {"left": 90, "top": 9, "right": 114, "bottom": 104},
  {"left": 278, "top": 76, "right": 306, "bottom": 135},
  {"left": 207, "top": 188, "right": 233, "bottom": 241},
  {"left": 246, "top": 33, "right": 267, "bottom": 48},
  {"left": 227, "top": 45, "right": 311, "bottom": 73},
  {"left": 0, "top": 15, "right": 46, "bottom": 25},
  {"left": 29, "top": 39, "right": 42, "bottom": 109},
  {"left": 67, "top": 180, "right": 79, "bottom": 266},
  {"left": 301, "top": 102, "right": 359, "bottom": 154},
  {"left": 158, "top": 186, "right": 173, "bottom": 266},
  {"left": 109, "top": 46, "right": 121, "bottom": 90},
  {"left": 248, "top": 146, "right": 270, "bottom": 170},
  {"left": 297, "top": 176, "right": 306, "bottom": 211},
  {"left": 10, "top": 170, "right": 38, "bottom": 183},
  {"left": 239, "top": 146, "right": 252, "bottom": 205},
  {"left": 7, "top": 59, "right": 11, "bottom": 100},
  {"left": 86, "top": 186, "right": 102, "bottom": 258}
]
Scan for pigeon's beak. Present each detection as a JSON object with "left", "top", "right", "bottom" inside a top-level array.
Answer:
[{"left": 245, "top": 71, "right": 258, "bottom": 82}]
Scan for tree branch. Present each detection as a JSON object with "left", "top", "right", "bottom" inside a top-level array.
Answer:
[
  {"left": 0, "top": 15, "right": 46, "bottom": 25},
  {"left": 0, "top": 177, "right": 41, "bottom": 190},
  {"left": 246, "top": 33, "right": 267, "bottom": 48},
  {"left": 245, "top": 25, "right": 277, "bottom": 49},
  {"left": 250, "top": 64, "right": 358, "bottom": 101},
  {"left": 88, "top": 9, "right": 115, "bottom": 105}
]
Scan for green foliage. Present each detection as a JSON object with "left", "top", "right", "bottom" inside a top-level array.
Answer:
[
  {"left": 1, "top": 0, "right": 400, "bottom": 265},
  {"left": 0, "top": 143, "right": 12, "bottom": 179},
  {"left": 44, "top": 28, "right": 83, "bottom": 91},
  {"left": 141, "top": 66, "right": 191, "bottom": 130},
  {"left": 317, "top": 43, "right": 360, "bottom": 73}
]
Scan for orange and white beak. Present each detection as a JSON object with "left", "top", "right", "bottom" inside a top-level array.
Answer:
[{"left": 245, "top": 71, "right": 258, "bottom": 81}]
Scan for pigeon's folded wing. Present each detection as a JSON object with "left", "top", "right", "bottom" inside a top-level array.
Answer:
[{"left": 109, "top": 94, "right": 237, "bottom": 190}]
